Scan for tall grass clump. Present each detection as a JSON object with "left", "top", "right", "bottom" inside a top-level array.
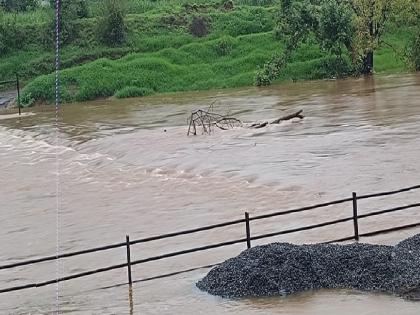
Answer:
[
  {"left": 115, "top": 86, "right": 153, "bottom": 98},
  {"left": 19, "top": 33, "right": 292, "bottom": 103}
]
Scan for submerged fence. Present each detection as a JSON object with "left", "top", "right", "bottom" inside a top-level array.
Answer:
[
  {"left": 0, "top": 74, "right": 21, "bottom": 115},
  {"left": 1, "top": 184, "right": 420, "bottom": 294}
]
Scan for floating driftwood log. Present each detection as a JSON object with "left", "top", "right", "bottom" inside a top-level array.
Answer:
[{"left": 187, "top": 107, "right": 304, "bottom": 135}]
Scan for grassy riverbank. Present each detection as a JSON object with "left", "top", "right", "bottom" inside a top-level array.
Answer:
[{"left": 0, "top": 0, "right": 416, "bottom": 105}]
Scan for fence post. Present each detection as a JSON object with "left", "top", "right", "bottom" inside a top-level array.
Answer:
[
  {"left": 126, "top": 235, "right": 132, "bottom": 285},
  {"left": 245, "top": 212, "right": 251, "bottom": 249},
  {"left": 352, "top": 192, "right": 360, "bottom": 241},
  {"left": 16, "top": 74, "right": 21, "bottom": 116}
]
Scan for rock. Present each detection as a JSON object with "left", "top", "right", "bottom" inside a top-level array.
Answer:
[{"left": 197, "top": 234, "right": 420, "bottom": 300}]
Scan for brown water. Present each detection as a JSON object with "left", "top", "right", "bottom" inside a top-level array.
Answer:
[{"left": 1, "top": 74, "right": 420, "bottom": 314}]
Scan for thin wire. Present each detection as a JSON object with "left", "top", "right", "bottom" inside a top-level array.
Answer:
[{"left": 55, "top": 0, "right": 61, "bottom": 313}]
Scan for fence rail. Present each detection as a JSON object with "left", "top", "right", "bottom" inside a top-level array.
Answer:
[{"left": 1, "top": 184, "right": 420, "bottom": 294}]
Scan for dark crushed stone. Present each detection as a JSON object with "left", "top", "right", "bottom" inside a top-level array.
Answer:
[{"left": 197, "top": 234, "right": 420, "bottom": 300}]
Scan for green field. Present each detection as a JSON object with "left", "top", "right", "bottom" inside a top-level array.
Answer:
[{"left": 0, "top": 0, "right": 417, "bottom": 105}]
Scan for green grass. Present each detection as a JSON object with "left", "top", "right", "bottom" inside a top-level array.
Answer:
[
  {"left": 21, "top": 26, "right": 415, "bottom": 105},
  {"left": 374, "top": 26, "right": 412, "bottom": 74},
  {"left": 1, "top": 4, "right": 276, "bottom": 83},
  {"left": 1, "top": 0, "right": 416, "bottom": 105},
  {"left": 21, "top": 32, "right": 278, "bottom": 103},
  {"left": 115, "top": 86, "right": 154, "bottom": 98},
  {"left": 1, "top": 8, "right": 51, "bottom": 24}
]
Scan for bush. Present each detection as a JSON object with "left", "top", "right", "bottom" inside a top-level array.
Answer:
[
  {"left": 43, "top": 1, "right": 80, "bottom": 47},
  {"left": 222, "top": 0, "right": 234, "bottom": 11},
  {"left": 407, "top": 29, "right": 420, "bottom": 71},
  {"left": 0, "top": 14, "right": 45, "bottom": 56},
  {"left": 115, "top": 86, "right": 153, "bottom": 99},
  {"left": 214, "top": 36, "right": 237, "bottom": 56},
  {"left": 273, "top": 26, "right": 283, "bottom": 40},
  {"left": 74, "top": 0, "right": 89, "bottom": 18},
  {"left": 189, "top": 16, "right": 210, "bottom": 38},
  {"left": 20, "top": 92, "right": 35, "bottom": 107},
  {"left": 0, "top": 12, "right": 34, "bottom": 56},
  {"left": 97, "top": 0, "right": 126, "bottom": 46},
  {"left": 49, "top": 0, "right": 88, "bottom": 17}
]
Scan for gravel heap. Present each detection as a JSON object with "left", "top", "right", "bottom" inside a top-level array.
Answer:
[{"left": 197, "top": 234, "right": 420, "bottom": 300}]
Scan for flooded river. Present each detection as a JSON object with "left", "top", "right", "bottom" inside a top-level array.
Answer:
[{"left": 1, "top": 74, "right": 420, "bottom": 314}]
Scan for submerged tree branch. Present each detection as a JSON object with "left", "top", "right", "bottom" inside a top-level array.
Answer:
[{"left": 187, "top": 108, "right": 304, "bottom": 135}]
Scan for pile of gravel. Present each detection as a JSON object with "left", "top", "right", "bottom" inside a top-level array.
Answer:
[{"left": 197, "top": 234, "right": 420, "bottom": 300}]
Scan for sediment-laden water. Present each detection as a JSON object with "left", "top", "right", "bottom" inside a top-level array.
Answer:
[{"left": 1, "top": 74, "right": 420, "bottom": 314}]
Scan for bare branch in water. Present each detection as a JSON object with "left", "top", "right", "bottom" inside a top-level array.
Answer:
[{"left": 187, "top": 108, "right": 304, "bottom": 135}]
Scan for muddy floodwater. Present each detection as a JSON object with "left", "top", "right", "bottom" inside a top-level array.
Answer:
[{"left": 1, "top": 74, "right": 420, "bottom": 314}]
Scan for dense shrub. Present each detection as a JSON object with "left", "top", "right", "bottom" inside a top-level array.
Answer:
[
  {"left": 43, "top": 1, "right": 81, "bottom": 47},
  {"left": 47, "top": 0, "right": 88, "bottom": 18},
  {"left": 97, "top": 0, "right": 126, "bottom": 46},
  {"left": 214, "top": 35, "right": 237, "bottom": 56},
  {"left": 189, "top": 16, "right": 210, "bottom": 37},
  {"left": 279, "top": 55, "right": 354, "bottom": 81},
  {"left": 115, "top": 86, "right": 153, "bottom": 98},
  {"left": 222, "top": 0, "right": 234, "bottom": 11},
  {"left": 20, "top": 91, "right": 35, "bottom": 107},
  {"left": 407, "top": 30, "right": 420, "bottom": 71},
  {"left": 0, "top": 13, "right": 45, "bottom": 56},
  {"left": 74, "top": 0, "right": 89, "bottom": 18}
]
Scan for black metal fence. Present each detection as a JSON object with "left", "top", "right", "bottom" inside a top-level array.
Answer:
[
  {"left": 0, "top": 74, "right": 21, "bottom": 115},
  {"left": 1, "top": 184, "right": 420, "bottom": 294}
]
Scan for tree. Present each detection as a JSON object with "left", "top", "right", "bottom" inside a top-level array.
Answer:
[
  {"left": 97, "top": 0, "right": 126, "bottom": 47},
  {"left": 345, "top": 0, "right": 396, "bottom": 73},
  {"left": 407, "top": 31, "right": 420, "bottom": 70},
  {"left": 256, "top": 0, "right": 416, "bottom": 86},
  {"left": 319, "top": 0, "right": 355, "bottom": 58},
  {"left": 405, "top": 0, "right": 420, "bottom": 70},
  {"left": 343, "top": 0, "right": 420, "bottom": 73},
  {"left": 256, "top": 0, "right": 355, "bottom": 85}
]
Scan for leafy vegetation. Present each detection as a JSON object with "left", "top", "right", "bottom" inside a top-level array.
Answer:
[
  {"left": 0, "top": 0, "right": 38, "bottom": 12},
  {"left": 189, "top": 16, "right": 211, "bottom": 37},
  {"left": 0, "top": 0, "right": 418, "bottom": 104},
  {"left": 256, "top": 0, "right": 419, "bottom": 85},
  {"left": 115, "top": 86, "right": 153, "bottom": 98},
  {"left": 97, "top": 0, "right": 127, "bottom": 46}
]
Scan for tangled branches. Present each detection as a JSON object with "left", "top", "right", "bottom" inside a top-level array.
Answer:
[
  {"left": 187, "top": 107, "right": 304, "bottom": 135},
  {"left": 187, "top": 109, "right": 242, "bottom": 135}
]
